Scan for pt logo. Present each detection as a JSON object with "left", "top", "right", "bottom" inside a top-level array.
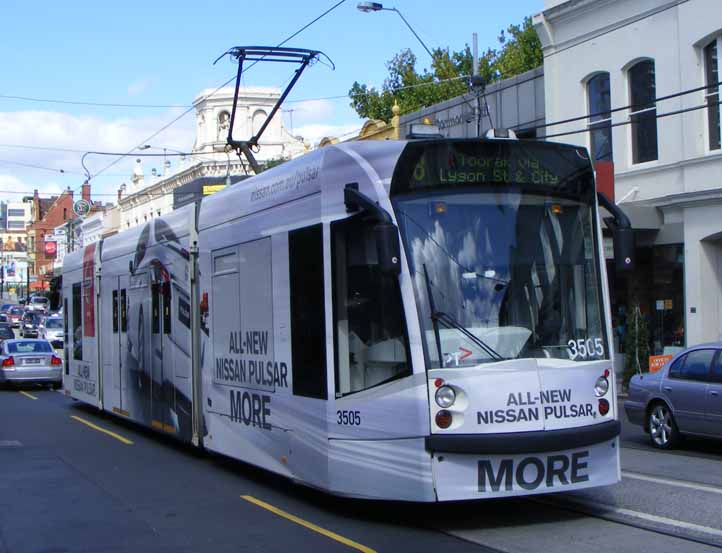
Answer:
[{"left": 444, "top": 347, "right": 472, "bottom": 366}]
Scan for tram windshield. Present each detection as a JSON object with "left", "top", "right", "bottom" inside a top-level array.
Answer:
[{"left": 391, "top": 140, "right": 607, "bottom": 368}]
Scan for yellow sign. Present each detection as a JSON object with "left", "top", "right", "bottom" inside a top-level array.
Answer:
[
  {"left": 664, "top": 299, "right": 673, "bottom": 310},
  {"left": 203, "top": 184, "right": 226, "bottom": 196}
]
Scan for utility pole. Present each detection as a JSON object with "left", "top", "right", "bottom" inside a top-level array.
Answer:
[{"left": 470, "top": 32, "right": 486, "bottom": 137}]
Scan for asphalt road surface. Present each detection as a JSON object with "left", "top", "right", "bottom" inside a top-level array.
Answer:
[{"left": 1, "top": 386, "right": 721, "bottom": 553}]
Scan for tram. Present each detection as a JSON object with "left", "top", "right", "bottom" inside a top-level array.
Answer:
[{"left": 63, "top": 135, "right": 630, "bottom": 501}]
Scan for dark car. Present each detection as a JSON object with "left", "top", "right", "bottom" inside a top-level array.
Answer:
[
  {"left": 0, "top": 324, "right": 14, "bottom": 343},
  {"left": 625, "top": 343, "right": 722, "bottom": 448},
  {"left": 20, "top": 312, "right": 43, "bottom": 339},
  {"left": 0, "top": 303, "right": 15, "bottom": 314}
]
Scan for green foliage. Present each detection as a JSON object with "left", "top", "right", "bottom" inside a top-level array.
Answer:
[
  {"left": 349, "top": 16, "right": 542, "bottom": 120},
  {"left": 623, "top": 302, "right": 650, "bottom": 388}
]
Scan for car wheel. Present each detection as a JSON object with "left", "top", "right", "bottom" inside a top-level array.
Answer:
[
  {"left": 52, "top": 382, "right": 62, "bottom": 390},
  {"left": 648, "top": 403, "right": 680, "bottom": 449}
]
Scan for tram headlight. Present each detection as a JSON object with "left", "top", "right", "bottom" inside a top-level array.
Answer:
[
  {"left": 435, "top": 386, "right": 456, "bottom": 408},
  {"left": 594, "top": 376, "right": 609, "bottom": 397}
]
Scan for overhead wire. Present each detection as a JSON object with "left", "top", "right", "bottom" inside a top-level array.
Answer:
[{"left": 85, "top": 0, "right": 349, "bottom": 184}]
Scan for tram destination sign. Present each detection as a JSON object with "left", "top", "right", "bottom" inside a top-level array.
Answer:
[{"left": 392, "top": 140, "right": 594, "bottom": 199}]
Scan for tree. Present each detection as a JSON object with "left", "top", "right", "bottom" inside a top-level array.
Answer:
[
  {"left": 623, "top": 301, "right": 650, "bottom": 388},
  {"left": 349, "top": 16, "right": 542, "bottom": 121}
]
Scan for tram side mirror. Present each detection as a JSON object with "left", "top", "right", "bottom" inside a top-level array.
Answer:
[
  {"left": 613, "top": 226, "right": 634, "bottom": 272},
  {"left": 374, "top": 223, "right": 401, "bottom": 275}
]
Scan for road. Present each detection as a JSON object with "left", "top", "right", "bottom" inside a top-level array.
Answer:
[{"left": 1, "top": 386, "right": 721, "bottom": 553}]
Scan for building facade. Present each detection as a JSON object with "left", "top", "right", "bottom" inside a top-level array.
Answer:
[
  {"left": 118, "top": 86, "right": 307, "bottom": 230},
  {"left": 534, "top": 0, "right": 722, "bottom": 352}
]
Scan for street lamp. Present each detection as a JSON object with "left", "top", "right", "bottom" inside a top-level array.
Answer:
[{"left": 356, "top": 2, "right": 435, "bottom": 61}]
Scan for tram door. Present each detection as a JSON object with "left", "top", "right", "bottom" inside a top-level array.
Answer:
[
  {"left": 150, "top": 275, "right": 173, "bottom": 431},
  {"left": 111, "top": 276, "right": 129, "bottom": 411}
]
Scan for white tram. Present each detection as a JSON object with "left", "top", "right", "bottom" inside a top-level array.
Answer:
[{"left": 63, "top": 137, "right": 628, "bottom": 501}]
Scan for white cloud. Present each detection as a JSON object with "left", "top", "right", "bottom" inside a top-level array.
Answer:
[
  {"left": 0, "top": 174, "right": 63, "bottom": 197},
  {"left": 294, "top": 123, "right": 362, "bottom": 147},
  {"left": 0, "top": 110, "right": 195, "bottom": 199}
]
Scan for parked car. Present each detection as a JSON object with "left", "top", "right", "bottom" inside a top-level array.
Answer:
[
  {"left": 38, "top": 316, "right": 64, "bottom": 349},
  {"left": 8, "top": 306, "right": 24, "bottom": 328},
  {"left": 0, "top": 313, "right": 8, "bottom": 324},
  {"left": 625, "top": 343, "right": 722, "bottom": 449},
  {"left": 26, "top": 296, "right": 50, "bottom": 313},
  {"left": 0, "top": 303, "right": 15, "bottom": 314},
  {"left": 0, "top": 339, "right": 63, "bottom": 389},
  {"left": 20, "top": 312, "right": 43, "bottom": 339}
]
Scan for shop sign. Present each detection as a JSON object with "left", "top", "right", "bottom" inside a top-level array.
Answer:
[{"left": 649, "top": 354, "right": 673, "bottom": 373}]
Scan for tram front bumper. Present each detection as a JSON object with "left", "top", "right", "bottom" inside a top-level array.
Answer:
[{"left": 428, "top": 421, "right": 621, "bottom": 501}]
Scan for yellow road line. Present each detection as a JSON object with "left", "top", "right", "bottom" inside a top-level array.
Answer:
[
  {"left": 70, "top": 415, "right": 134, "bottom": 445},
  {"left": 241, "top": 495, "right": 376, "bottom": 553},
  {"left": 18, "top": 391, "right": 37, "bottom": 400}
]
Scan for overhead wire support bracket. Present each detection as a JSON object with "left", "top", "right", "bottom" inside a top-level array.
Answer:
[{"left": 214, "top": 46, "right": 334, "bottom": 174}]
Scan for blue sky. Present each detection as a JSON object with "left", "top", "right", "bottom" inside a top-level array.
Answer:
[{"left": 0, "top": 0, "right": 542, "bottom": 200}]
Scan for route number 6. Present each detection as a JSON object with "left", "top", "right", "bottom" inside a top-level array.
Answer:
[{"left": 567, "top": 338, "right": 604, "bottom": 360}]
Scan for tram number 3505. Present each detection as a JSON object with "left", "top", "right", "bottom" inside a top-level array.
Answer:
[{"left": 337, "top": 410, "right": 361, "bottom": 426}]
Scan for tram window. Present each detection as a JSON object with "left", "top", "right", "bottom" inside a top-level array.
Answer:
[
  {"left": 72, "top": 282, "right": 82, "bottom": 361},
  {"left": 120, "top": 289, "right": 127, "bottom": 333},
  {"left": 112, "top": 290, "right": 119, "bottom": 333},
  {"left": 163, "top": 283, "right": 171, "bottom": 335},
  {"left": 151, "top": 284, "right": 160, "bottom": 334},
  {"left": 290, "top": 224, "right": 327, "bottom": 399},
  {"left": 332, "top": 216, "right": 410, "bottom": 396}
]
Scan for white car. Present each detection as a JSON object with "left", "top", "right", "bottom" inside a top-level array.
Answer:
[
  {"left": 38, "top": 317, "right": 64, "bottom": 348},
  {"left": 27, "top": 296, "right": 50, "bottom": 313}
]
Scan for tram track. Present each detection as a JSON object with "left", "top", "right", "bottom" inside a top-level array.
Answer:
[{"left": 529, "top": 495, "right": 722, "bottom": 550}]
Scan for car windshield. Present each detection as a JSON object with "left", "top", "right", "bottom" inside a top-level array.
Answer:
[
  {"left": 7, "top": 341, "right": 53, "bottom": 354},
  {"left": 0, "top": 328, "right": 14, "bottom": 339},
  {"left": 46, "top": 319, "right": 63, "bottom": 329},
  {"left": 10, "top": 308, "right": 22, "bottom": 315},
  {"left": 32, "top": 298, "right": 48, "bottom": 304}
]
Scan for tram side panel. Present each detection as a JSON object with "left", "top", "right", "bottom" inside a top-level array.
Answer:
[
  {"left": 199, "top": 222, "right": 295, "bottom": 479},
  {"left": 62, "top": 244, "right": 101, "bottom": 407}
]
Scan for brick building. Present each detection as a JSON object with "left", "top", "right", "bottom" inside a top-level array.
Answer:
[{"left": 26, "top": 184, "right": 88, "bottom": 291}]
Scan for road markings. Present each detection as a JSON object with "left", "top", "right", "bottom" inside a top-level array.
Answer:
[
  {"left": 623, "top": 470, "right": 722, "bottom": 495},
  {"left": 70, "top": 415, "right": 134, "bottom": 445},
  {"left": 18, "top": 390, "right": 38, "bottom": 400},
  {"left": 241, "top": 495, "right": 376, "bottom": 553}
]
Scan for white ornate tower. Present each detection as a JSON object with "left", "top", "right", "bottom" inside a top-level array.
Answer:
[{"left": 192, "top": 87, "right": 305, "bottom": 163}]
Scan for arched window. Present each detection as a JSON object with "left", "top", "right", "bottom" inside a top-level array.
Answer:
[
  {"left": 252, "top": 110, "right": 268, "bottom": 136},
  {"left": 587, "top": 72, "right": 613, "bottom": 162},
  {"left": 704, "top": 38, "right": 721, "bottom": 150},
  {"left": 628, "top": 59, "right": 658, "bottom": 163}
]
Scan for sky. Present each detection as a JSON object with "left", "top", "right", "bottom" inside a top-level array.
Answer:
[{"left": 0, "top": 0, "right": 542, "bottom": 202}]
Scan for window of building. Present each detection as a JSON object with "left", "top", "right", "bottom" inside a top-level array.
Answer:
[
  {"left": 588, "top": 72, "right": 613, "bottom": 162},
  {"left": 704, "top": 39, "right": 721, "bottom": 151},
  {"left": 332, "top": 216, "right": 410, "bottom": 397},
  {"left": 63, "top": 208, "right": 67, "bottom": 220},
  {"left": 7, "top": 209, "right": 25, "bottom": 217},
  {"left": 7, "top": 221, "right": 25, "bottom": 229},
  {"left": 290, "top": 224, "right": 327, "bottom": 399},
  {"left": 629, "top": 59, "right": 658, "bottom": 163}
]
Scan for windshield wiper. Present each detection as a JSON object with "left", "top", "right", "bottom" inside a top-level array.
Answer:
[{"left": 422, "top": 264, "right": 504, "bottom": 364}]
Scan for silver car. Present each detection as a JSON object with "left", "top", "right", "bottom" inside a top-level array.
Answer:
[
  {"left": 625, "top": 343, "right": 722, "bottom": 448},
  {"left": 0, "top": 339, "right": 63, "bottom": 389},
  {"left": 38, "top": 317, "right": 64, "bottom": 348}
]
